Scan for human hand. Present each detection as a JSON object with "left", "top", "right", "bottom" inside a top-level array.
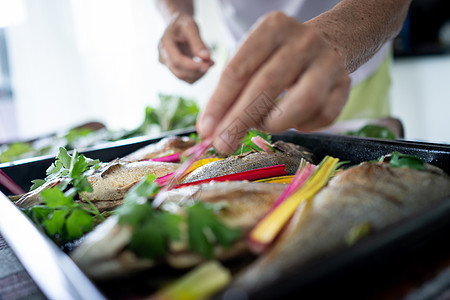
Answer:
[
  {"left": 197, "top": 11, "right": 351, "bottom": 153},
  {"left": 158, "top": 13, "right": 214, "bottom": 83}
]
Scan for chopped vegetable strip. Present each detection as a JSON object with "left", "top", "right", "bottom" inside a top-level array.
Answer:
[
  {"left": 151, "top": 152, "right": 181, "bottom": 163},
  {"left": 251, "top": 136, "right": 275, "bottom": 153},
  {"left": 153, "top": 261, "right": 231, "bottom": 300},
  {"left": 271, "top": 161, "right": 316, "bottom": 211},
  {"left": 175, "top": 165, "right": 287, "bottom": 189},
  {"left": 0, "top": 169, "right": 25, "bottom": 195},
  {"left": 255, "top": 175, "right": 294, "bottom": 184},
  {"left": 249, "top": 156, "right": 339, "bottom": 249},
  {"left": 153, "top": 138, "right": 213, "bottom": 208}
]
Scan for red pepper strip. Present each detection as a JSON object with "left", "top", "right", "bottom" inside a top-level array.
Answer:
[
  {"left": 0, "top": 169, "right": 25, "bottom": 195},
  {"left": 155, "top": 172, "right": 174, "bottom": 186},
  {"left": 151, "top": 152, "right": 181, "bottom": 163},
  {"left": 174, "top": 164, "right": 287, "bottom": 189},
  {"left": 270, "top": 162, "right": 316, "bottom": 211}
]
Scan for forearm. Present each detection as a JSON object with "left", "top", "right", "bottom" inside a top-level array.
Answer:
[
  {"left": 306, "top": 0, "right": 411, "bottom": 73},
  {"left": 157, "top": 0, "right": 194, "bottom": 23}
]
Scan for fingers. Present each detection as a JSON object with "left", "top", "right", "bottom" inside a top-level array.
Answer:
[
  {"left": 197, "top": 13, "right": 287, "bottom": 139},
  {"left": 264, "top": 49, "right": 350, "bottom": 132},
  {"left": 181, "top": 19, "right": 212, "bottom": 61},
  {"left": 158, "top": 14, "right": 214, "bottom": 83},
  {"left": 197, "top": 12, "right": 351, "bottom": 154}
]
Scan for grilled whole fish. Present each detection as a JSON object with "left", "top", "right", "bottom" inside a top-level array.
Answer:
[
  {"left": 121, "top": 136, "right": 195, "bottom": 162},
  {"left": 71, "top": 181, "right": 286, "bottom": 279},
  {"left": 181, "top": 141, "right": 313, "bottom": 183},
  {"left": 83, "top": 160, "right": 180, "bottom": 203},
  {"left": 14, "top": 160, "right": 179, "bottom": 210},
  {"left": 231, "top": 162, "right": 450, "bottom": 295}
]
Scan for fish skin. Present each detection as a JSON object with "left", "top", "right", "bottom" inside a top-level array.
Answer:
[
  {"left": 181, "top": 141, "right": 313, "bottom": 183},
  {"left": 231, "top": 162, "right": 450, "bottom": 294},
  {"left": 83, "top": 160, "right": 180, "bottom": 202},
  {"left": 121, "top": 136, "right": 195, "bottom": 162},
  {"left": 164, "top": 181, "right": 287, "bottom": 231},
  {"left": 71, "top": 181, "right": 286, "bottom": 278},
  {"left": 14, "top": 178, "right": 63, "bottom": 209},
  {"left": 164, "top": 181, "right": 287, "bottom": 269},
  {"left": 15, "top": 160, "right": 179, "bottom": 210}
]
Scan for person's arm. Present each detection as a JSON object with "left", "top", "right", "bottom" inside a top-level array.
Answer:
[
  {"left": 197, "top": 0, "right": 411, "bottom": 153},
  {"left": 307, "top": 0, "right": 411, "bottom": 73},
  {"left": 157, "top": 0, "right": 214, "bottom": 83}
]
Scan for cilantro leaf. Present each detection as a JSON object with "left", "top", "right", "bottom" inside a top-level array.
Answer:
[
  {"left": 41, "top": 188, "right": 74, "bottom": 208},
  {"left": 43, "top": 209, "right": 69, "bottom": 236},
  {"left": 346, "top": 124, "right": 396, "bottom": 140},
  {"left": 187, "top": 203, "right": 242, "bottom": 259},
  {"left": 66, "top": 209, "right": 94, "bottom": 240},
  {"left": 232, "top": 129, "right": 272, "bottom": 155},
  {"left": 378, "top": 152, "right": 426, "bottom": 171},
  {"left": 115, "top": 175, "right": 182, "bottom": 259}
]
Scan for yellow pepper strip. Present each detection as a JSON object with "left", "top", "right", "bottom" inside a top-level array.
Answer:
[
  {"left": 255, "top": 175, "right": 294, "bottom": 184},
  {"left": 249, "top": 156, "right": 339, "bottom": 246},
  {"left": 178, "top": 158, "right": 222, "bottom": 182},
  {"left": 152, "top": 261, "right": 231, "bottom": 300}
]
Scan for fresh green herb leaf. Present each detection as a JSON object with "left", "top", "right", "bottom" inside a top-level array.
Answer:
[
  {"left": 378, "top": 151, "right": 426, "bottom": 170},
  {"left": 41, "top": 188, "right": 74, "bottom": 208},
  {"left": 66, "top": 209, "right": 94, "bottom": 240},
  {"left": 232, "top": 129, "right": 272, "bottom": 155},
  {"left": 30, "top": 179, "right": 46, "bottom": 191},
  {"left": 115, "top": 175, "right": 241, "bottom": 260},
  {"left": 0, "top": 142, "right": 34, "bottom": 163},
  {"left": 43, "top": 209, "right": 69, "bottom": 236},
  {"left": 115, "top": 175, "right": 183, "bottom": 259},
  {"left": 346, "top": 124, "right": 396, "bottom": 140},
  {"left": 24, "top": 148, "right": 102, "bottom": 245},
  {"left": 187, "top": 203, "right": 241, "bottom": 259},
  {"left": 25, "top": 186, "right": 95, "bottom": 244}
]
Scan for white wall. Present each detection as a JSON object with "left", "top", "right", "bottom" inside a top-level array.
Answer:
[
  {"left": 4, "top": 0, "right": 226, "bottom": 141},
  {"left": 390, "top": 55, "right": 450, "bottom": 144},
  {"left": 2, "top": 1, "right": 450, "bottom": 145}
]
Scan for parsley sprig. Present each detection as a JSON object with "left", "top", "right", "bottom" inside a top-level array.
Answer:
[
  {"left": 378, "top": 151, "right": 426, "bottom": 170},
  {"left": 24, "top": 147, "right": 102, "bottom": 245},
  {"left": 115, "top": 175, "right": 242, "bottom": 260},
  {"left": 232, "top": 129, "right": 272, "bottom": 155}
]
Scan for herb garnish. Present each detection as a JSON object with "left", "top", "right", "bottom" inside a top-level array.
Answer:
[
  {"left": 24, "top": 148, "right": 102, "bottom": 245},
  {"left": 378, "top": 152, "right": 426, "bottom": 170},
  {"left": 232, "top": 129, "right": 272, "bottom": 155},
  {"left": 115, "top": 175, "right": 242, "bottom": 260}
]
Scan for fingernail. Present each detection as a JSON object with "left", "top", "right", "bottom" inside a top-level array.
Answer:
[
  {"left": 198, "top": 116, "right": 215, "bottom": 138},
  {"left": 199, "top": 49, "right": 210, "bottom": 58}
]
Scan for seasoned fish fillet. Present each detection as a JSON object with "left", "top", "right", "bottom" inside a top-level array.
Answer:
[
  {"left": 121, "top": 136, "right": 195, "bottom": 162},
  {"left": 182, "top": 141, "right": 313, "bottom": 183},
  {"left": 232, "top": 162, "right": 450, "bottom": 294}
]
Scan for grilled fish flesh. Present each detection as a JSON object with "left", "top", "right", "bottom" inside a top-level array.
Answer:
[
  {"left": 230, "top": 161, "right": 450, "bottom": 296},
  {"left": 182, "top": 141, "right": 313, "bottom": 183}
]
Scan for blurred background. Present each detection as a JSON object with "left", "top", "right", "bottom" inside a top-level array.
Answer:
[{"left": 0, "top": 0, "right": 449, "bottom": 144}]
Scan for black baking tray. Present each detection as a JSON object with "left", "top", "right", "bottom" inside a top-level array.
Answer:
[{"left": 1, "top": 129, "right": 450, "bottom": 299}]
